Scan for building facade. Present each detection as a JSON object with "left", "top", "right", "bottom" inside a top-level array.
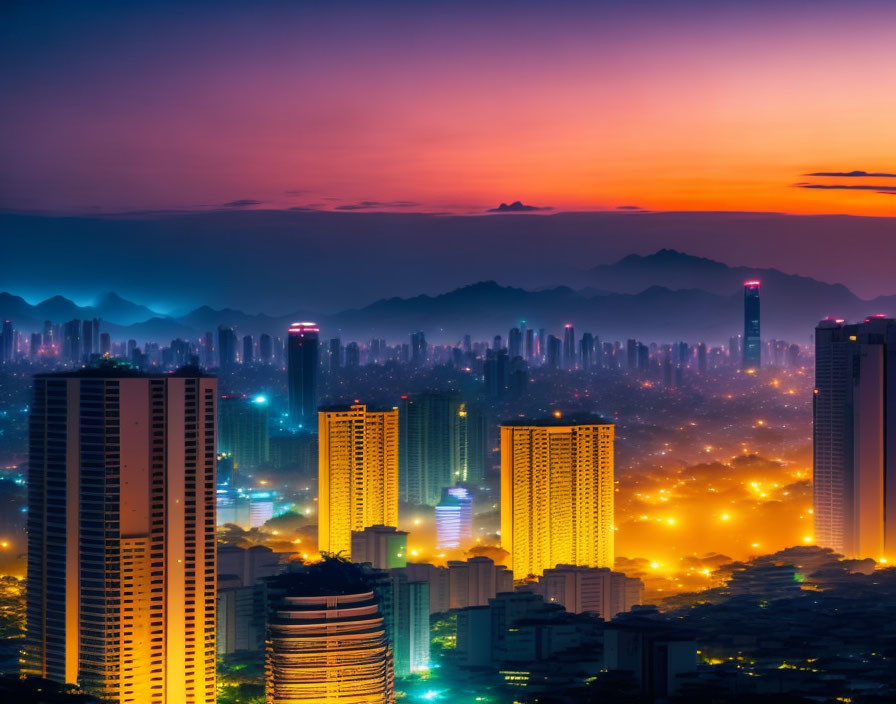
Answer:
[
  {"left": 500, "top": 416, "right": 615, "bottom": 579},
  {"left": 743, "top": 281, "right": 761, "bottom": 370},
  {"left": 25, "top": 365, "right": 217, "bottom": 703},
  {"left": 351, "top": 525, "right": 408, "bottom": 570},
  {"left": 287, "top": 322, "right": 319, "bottom": 430},
  {"left": 265, "top": 563, "right": 395, "bottom": 703},
  {"left": 814, "top": 316, "right": 896, "bottom": 561},
  {"left": 318, "top": 404, "right": 399, "bottom": 557},
  {"left": 398, "top": 392, "right": 463, "bottom": 506},
  {"left": 534, "top": 565, "right": 643, "bottom": 620}
]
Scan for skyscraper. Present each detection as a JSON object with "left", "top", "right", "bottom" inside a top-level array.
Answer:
[
  {"left": 743, "top": 281, "right": 761, "bottom": 369},
  {"left": 580, "top": 332, "right": 594, "bottom": 370},
  {"left": 399, "top": 392, "right": 463, "bottom": 506},
  {"left": 265, "top": 560, "right": 394, "bottom": 704},
  {"left": 814, "top": 317, "right": 896, "bottom": 561},
  {"left": 410, "top": 331, "right": 427, "bottom": 366},
  {"left": 458, "top": 402, "right": 488, "bottom": 485},
  {"left": 82, "top": 319, "right": 95, "bottom": 358},
  {"left": 287, "top": 322, "right": 319, "bottom": 430},
  {"left": 26, "top": 363, "right": 217, "bottom": 703},
  {"left": 242, "top": 334, "right": 253, "bottom": 364},
  {"left": 1, "top": 319, "right": 13, "bottom": 363},
  {"left": 218, "top": 325, "right": 237, "bottom": 369},
  {"left": 328, "top": 337, "right": 342, "bottom": 374},
  {"left": 319, "top": 404, "right": 399, "bottom": 557},
  {"left": 500, "top": 415, "right": 615, "bottom": 578},
  {"left": 563, "top": 324, "right": 576, "bottom": 369},
  {"left": 218, "top": 394, "right": 270, "bottom": 470},
  {"left": 508, "top": 327, "right": 522, "bottom": 359},
  {"left": 259, "top": 333, "right": 273, "bottom": 364}
]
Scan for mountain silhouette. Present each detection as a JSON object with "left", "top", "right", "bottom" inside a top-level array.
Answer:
[{"left": 3, "top": 250, "right": 896, "bottom": 344}]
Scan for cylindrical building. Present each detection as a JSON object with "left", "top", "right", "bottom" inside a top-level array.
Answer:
[{"left": 266, "top": 564, "right": 394, "bottom": 703}]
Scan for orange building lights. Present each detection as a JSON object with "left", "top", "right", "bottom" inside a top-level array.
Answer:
[
  {"left": 265, "top": 565, "right": 394, "bottom": 704},
  {"left": 25, "top": 367, "right": 217, "bottom": 703},
  {"left": 500, "top": 416, "right": 614, "bottom": 579},
  {"left": 318, "top": 404, "right": 399, "bottom": 558}
]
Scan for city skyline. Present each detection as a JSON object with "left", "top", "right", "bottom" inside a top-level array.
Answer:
[{"left": 4, "top": 1, "right": 896, "bottom": 702}]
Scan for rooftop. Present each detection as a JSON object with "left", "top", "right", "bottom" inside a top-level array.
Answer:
[
  {"left": 35, "top": 361, "right": 213, "bottom": 379},
  {"left": 501, "top": 413, "right": 613, "bottom": 428}
]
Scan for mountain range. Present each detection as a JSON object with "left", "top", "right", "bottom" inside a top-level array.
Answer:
[{"left": 3, "top": 250, "right": 894, "bottom": 344}]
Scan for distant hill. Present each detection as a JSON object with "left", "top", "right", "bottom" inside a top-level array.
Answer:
[{"left": 3, "top": 250, "right": 896, "bottom": 344}]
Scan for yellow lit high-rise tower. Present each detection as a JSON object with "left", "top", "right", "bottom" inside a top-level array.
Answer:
[
  {"left": 500, "top": 415, "right": 614, "bottom": 579},
  {"left": 318, "top": 404, "right": 399, "bottom": 557}
]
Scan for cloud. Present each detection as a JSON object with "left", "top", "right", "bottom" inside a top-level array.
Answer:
[
  {"left": 804, "top": 170, "right": 896, "bottom": 178},
  {"left": 617, "top": 205, "right": 644, "bottom": 211},
  {"left": 796, "top": 184, "right": 896, "bottom": 192},
  {"left": 283, "top": 189, "right": 310, "bottom": 196},
  {"left": 333, "top": 200, "right": 420, "bottom": 211},
  {"left": 221, "top": 199, "right": 263, "bottom": 208},
  {"left": 487, "top": 200, "right": 553, "bottom": 213}
]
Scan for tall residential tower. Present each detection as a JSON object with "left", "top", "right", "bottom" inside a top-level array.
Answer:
[
  {"left": 500, "top": 415, "right": 614, "bottom": 579},
  {"left": 814, "top": 316, "right": 896, "bottom": 561},
  {"left": 318, "top": 404, "right": 399, "bottom": 557},
  {"left": 287, "top": 322, "right": 319, "bottom": 430},
  {"left": 26, "top": 364, "right": 217, "bottom": 703}
]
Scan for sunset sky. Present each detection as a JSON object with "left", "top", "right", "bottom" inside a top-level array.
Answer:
[{"left": 3, "top": 0, "right": 896, "bottom": 216}]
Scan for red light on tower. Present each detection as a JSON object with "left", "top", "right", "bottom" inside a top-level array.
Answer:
[
  {"left": 744, "top": 280, "right": 760, "bottom": 287},
  {"left": 288, "top": 321, "right": 320, "bottom": 334}
]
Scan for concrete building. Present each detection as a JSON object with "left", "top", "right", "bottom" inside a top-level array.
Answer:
[
  {"left": 814, "top": 316, "right": 896, "bottom": 561},
  {"left": 500, "top": 415, "right": 615, "bottom": 578},
  {"left": 534, "top": 565, "right": 643, "bottom": 620},
  {"left": 25, "top": 364, "right": 217, "bottom": 703},
  {"left": 352, "top": 525, "right": 408, "bottom": 570},
  {"left": 318, "top": 404, "right": 399, "bottom": 557}
]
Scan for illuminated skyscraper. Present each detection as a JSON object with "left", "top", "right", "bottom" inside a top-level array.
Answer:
[
  {"left": 436, "top": 487, "right": 473, "bottom": 549},
  {"left": 743, "top": 281, "right": 761, "bottom": 369},
  {"left": 26, "top": 363, "right": 217, "bottom": 703},
  {"left": 458, "top": 402, "right": 488, "bottom": 485},
  {"left": 500, "top": 416, "right": 614, "bottom": 579},
  {"left": 218, "top": 394, "right": 270, "bottom": 470},
  {"left": 319, "top": 404, "right": 399, "bottom": 557},
  {"left": 265, "top": 560, "right": 394, "bottom": 704},
  {"left": 287, "top": 322, "right": 319, "bottom": 430},
  {"left": 814, "top": 317, "right": 896, "bottom": 561},
  {"left": 547, "top": 335, "right": 561, "bottom": 370}
]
